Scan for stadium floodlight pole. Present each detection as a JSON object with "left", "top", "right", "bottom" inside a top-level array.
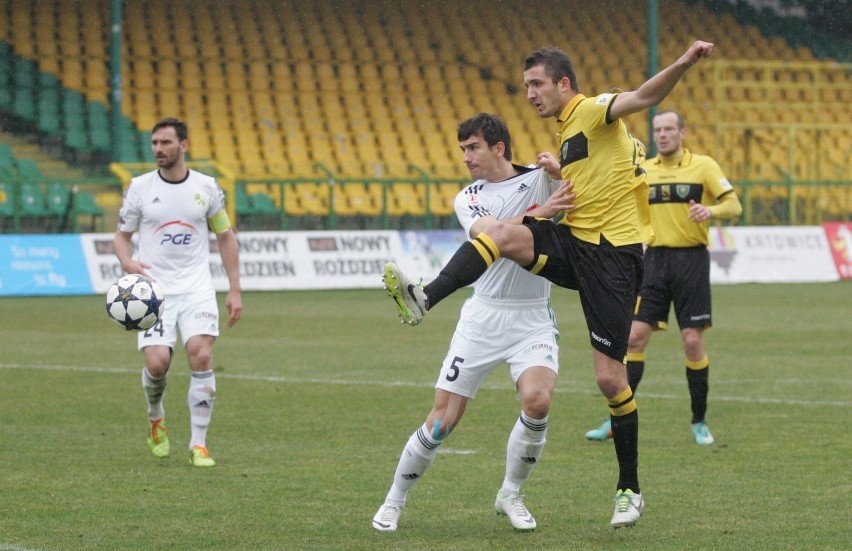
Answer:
[
  {"left": 646, "top": 0, "right": 659, "bottom": 157},
  {"left": 109, "top": 0, "right": 123, "bottom": 163}
]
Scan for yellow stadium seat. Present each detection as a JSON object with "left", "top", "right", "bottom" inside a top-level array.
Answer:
[{"left": 387, "top": 183, "right": 426, "bottom": 217}]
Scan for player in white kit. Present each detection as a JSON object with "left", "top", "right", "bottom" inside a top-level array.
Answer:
[
  {"left": 373, "top": 113, "right": 574, "bottom": 532},
  {"left": 113, "top": 117, "right": 242, "bottom": 467}
]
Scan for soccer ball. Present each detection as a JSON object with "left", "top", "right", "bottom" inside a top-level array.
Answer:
[{"left": 105, "top": 274, "right": 165, "bottom": 331}]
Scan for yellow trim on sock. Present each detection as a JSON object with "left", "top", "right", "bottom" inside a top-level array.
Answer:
[
  {"left": 607, "top": 387, "right": 637, "bottom": 416},
  {"left": 626, "top": 352, "right": 646, "bottom": 363},
  {"left": 686, "top": 356, "right": 709, "bottom": 370},
  {"left": 472, "top": 233, "right": 500, "bottom": 265},
  {"left": 610, "top": 399, "right": 637, "bottom": 416}
]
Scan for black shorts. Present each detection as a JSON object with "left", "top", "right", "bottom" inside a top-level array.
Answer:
[
  {"left": 522, "top": 217, "right": 643, "bottom": 361},
  {"left": 634, "top": 246, "right": 712, "bottom": 330}
]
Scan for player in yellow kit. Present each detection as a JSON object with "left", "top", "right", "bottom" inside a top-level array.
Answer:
[{"left": 585, "top": 110, "right": 742, "bottom": 446}]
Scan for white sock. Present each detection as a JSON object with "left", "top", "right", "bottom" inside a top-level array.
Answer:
[
  {"left": 501, "top": 411, "right": 547, "bottom": 495},
  {"left": 141, "top": 367, "right": 167, "bottom": 421},
  {"left": 386, "top": 423, "right": 443, "bottom": 504},
  {"left": 188, "top": 370, "right": 216, "bottom": 449}
]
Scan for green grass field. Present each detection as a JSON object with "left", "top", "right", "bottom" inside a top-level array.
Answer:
[{"left": 1, "top": 283, "right": 850, "bottom": 551}]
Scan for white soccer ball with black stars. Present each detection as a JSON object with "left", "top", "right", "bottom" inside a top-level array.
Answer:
[{"left": 105, "top": 274, "right": 165, "bottom": 331}]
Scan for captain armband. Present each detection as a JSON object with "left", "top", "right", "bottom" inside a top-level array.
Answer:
[{"left": 209, "top": 210, "right": 232, "bottom": 233}]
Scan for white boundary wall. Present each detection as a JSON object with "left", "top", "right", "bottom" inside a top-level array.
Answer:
[{"left": 0, "top": 225, "right": 848, "bottom": 297}]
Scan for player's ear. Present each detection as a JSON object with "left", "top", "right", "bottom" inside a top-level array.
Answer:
[{"left": 494, "top": 141, "right": 506, "bottom": 157}]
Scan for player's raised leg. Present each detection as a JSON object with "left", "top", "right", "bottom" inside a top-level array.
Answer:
[
  {"left": 383, "top": 232, "right": 505, "bottom": 325},
  {"left": 383, "top": 262, "right": 428, "bottom": 326}
]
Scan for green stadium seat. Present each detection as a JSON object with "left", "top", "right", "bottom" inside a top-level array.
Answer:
[
  {"left": 46, "top": 182, "right": 70, "bottom": 215},
  {"left": 61, "top": 89, "right": 86, "bottom": 118},
  {"left": 0, "top": 87, "right": 11, "bottom": 110},
  {"left": 12, "top": 57, "right": 36, "bottom": 88},
  {"left": 234, "top": 184, "right": 281, "bottom": 229},
  {"left": 90, "top": 128, "right": 110, "bottom": 151},
  {"left": 0, "top": 144, "right": 15, "bottom": 178},
  {"left": 12, "top": 88, "right": 36, "bottom": 121},
  {"left": 37, "top": 89, "right": 62, "bottom": 136},
  {"left": 65, "top": 126, "right": 89, "bottom": 151},
  {"left": 72, "top": 190, "right": 104, "bottom": 232},
  {"left": 18, "top": 183, "right": 51, "bottom": 230},
  {"left": 88, "top": 102, "right": 110, "bottom": 131},
  {"left": 15, "top": 158, "right": 42, "bottom": 182},
  {"left": 45, "top": 182, "right": 71, "bottom": 231},
  {"left": 250, "top": 192, "right": 281, "bottom": 215},
  {"left": 234, "top": 184, "right": 258, "bottom": 215},
  {"left": 38, "top": 71, "right": 61, "bottom": 90},
  {"left": 0, "top": 47, "right": 10, "bottom": 90}
]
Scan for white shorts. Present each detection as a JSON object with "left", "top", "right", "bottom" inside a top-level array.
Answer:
[
  {"left": 137, "top": 287, "right": 220, "bottom": 350},
  {"left": 435, "top": 295, "right": 560, "bottom": 399}
]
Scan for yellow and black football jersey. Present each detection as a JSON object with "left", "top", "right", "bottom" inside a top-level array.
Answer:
[
  {"left": 555, "top": 93, "right": 652, "bottom": 247},
  {"left": 645, "top": 148, "right": 735, "bottom": 247}
]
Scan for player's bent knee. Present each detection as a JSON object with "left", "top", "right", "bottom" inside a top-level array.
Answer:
[{"left": 521, "top": 391, "right": 551, "bottom": 419}]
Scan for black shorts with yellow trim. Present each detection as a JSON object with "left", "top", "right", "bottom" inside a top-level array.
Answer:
[
  {"left": 522, "top": 217, "right": 643, "bottom": 361},
  {"left": 634, "top": 245, "right": 712, "bottom": 331}
]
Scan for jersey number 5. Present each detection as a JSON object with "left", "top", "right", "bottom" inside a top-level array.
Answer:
[{"left": 446, "top": 356, "right": 464, "bottom": 382}]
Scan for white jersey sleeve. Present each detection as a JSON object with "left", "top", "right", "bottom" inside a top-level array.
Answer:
[{"left": 453, "top": 167, "right": 556, "bottom": 301}]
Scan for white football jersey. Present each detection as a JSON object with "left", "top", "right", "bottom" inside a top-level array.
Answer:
[
  {"left": 117, "top": 169, "right": 226, "bottom": 294},
  {"left": 454, "top": 166, "right": 560, "bottom": 301}
]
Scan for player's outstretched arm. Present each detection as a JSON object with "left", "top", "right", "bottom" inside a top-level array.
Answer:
[{"left": 610, "top": 40, "right": 714, "bottom": 121}]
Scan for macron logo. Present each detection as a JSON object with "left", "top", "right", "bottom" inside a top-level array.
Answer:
[{"left": 591, "top": 332, "right": 612, "bottom": 347}]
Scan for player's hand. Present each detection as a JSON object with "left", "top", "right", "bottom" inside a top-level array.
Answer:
[
  {"left": 122, "top": 260, "right": 153, "bottom": 280},
  {"left": 680, "top": 40, "right": 714, "bottom": 67},
  {"left": 225, "top": 289, "right": 242, "bottom": 327},
  {"left": 535, "top": 151, "right": 562, "bottom": 180},
  {"left": 531, "top": 178, "right": 576, "bottom": 219},
  {"left": 688, "top": 199, "right": 711, "bottom": 222}
]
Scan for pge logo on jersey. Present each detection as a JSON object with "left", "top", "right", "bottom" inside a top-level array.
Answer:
[{"left": 157, "top": 221, "right": 199, "bottom": 246}]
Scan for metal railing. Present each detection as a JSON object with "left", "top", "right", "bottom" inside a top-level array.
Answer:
[{"left": 2, "top": 172, "right": 849, "bottom": 233}]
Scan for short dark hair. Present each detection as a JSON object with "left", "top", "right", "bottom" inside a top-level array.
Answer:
[
  {"left": 655, "top": 110, "right": 685, "bottom": 129},
  {"left": 524, "top": 47, "right": 579, "bottom": 93},
  {"left": 152, "top": 117, "right": 188, "bottom": 141},
  {"left": 457, "top": 113, "right": 512, "bottom": 161}
]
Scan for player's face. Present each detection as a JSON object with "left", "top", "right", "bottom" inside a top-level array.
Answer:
[
  {"left": 524, "top": 65, "right": 564, "bottom": 118},
  {"left": 151, "top": 127, "right": 188, "bottom": 169},
  {"left": 459, "top": 134, "right": 503, "bottom": 181},
  {"left": 653, "top": 113, "right": 685, "bottom": 156}
]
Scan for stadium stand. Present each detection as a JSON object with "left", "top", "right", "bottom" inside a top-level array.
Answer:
[{"left": 0, "top": 0, "right": 849, "bottom": 229}]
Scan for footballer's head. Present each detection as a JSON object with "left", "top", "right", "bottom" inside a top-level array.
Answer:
[
  {"left": 653, "top": 110, "right": 686, "bottom": 157},
  {"left": 151, "top": 117, "right": 189, "bottom": 170},
  {"left": 524, "top": 47, "right": 578, "bottom": 118},
  {"left": 457, "top": 113, "right": 513, "bottom": 181}
]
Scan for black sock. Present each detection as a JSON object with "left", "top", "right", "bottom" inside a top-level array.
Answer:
[
  {"left": 608, "top": 388, "right": 640, "bottom": 494},
  {"left": 423, "top": 234, "right": 499, "bottom": 309},
  {"left": 686, "top": 363, "right": 709, "bottom": 424},
  {"left": 627, "top": 361, "right": 645, "bottom": 393},
  {"left": 612, "top": 410, "right": 640, "bottom": 494}
]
